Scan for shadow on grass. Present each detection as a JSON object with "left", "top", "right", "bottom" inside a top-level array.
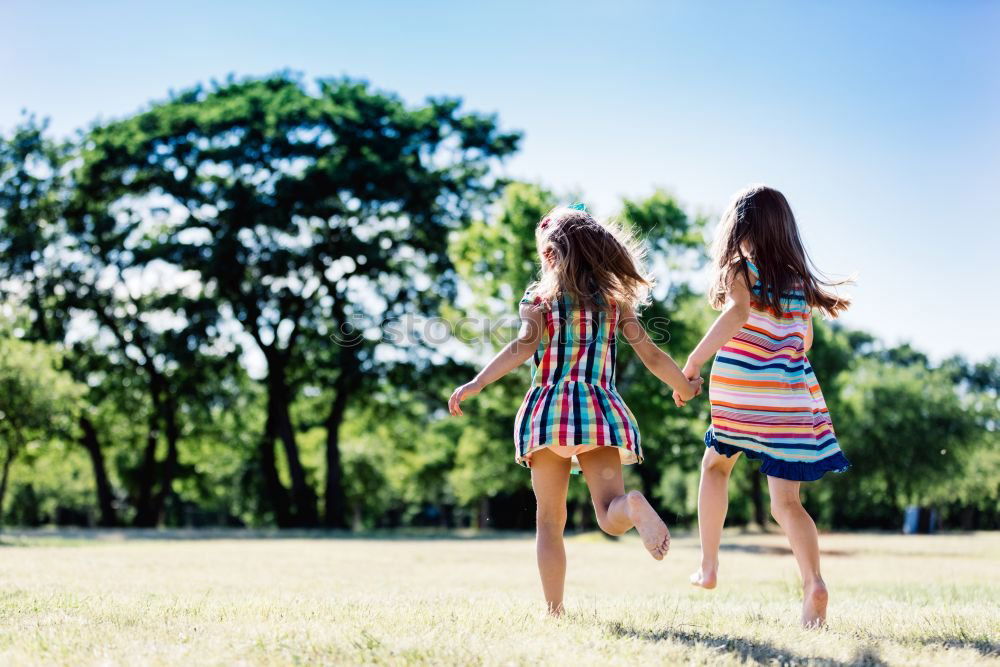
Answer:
[
  {"left": 606, "top": 622, "right": 887, "bottom": 666},
  {"left": 919, "top": 636, "right": 1000, "bottom": 658}
]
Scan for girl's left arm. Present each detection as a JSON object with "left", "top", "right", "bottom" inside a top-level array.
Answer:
[
  {"left": 448, "top": 304, "right": 546, "bottom": 416},
  {"left": 804, "top": 315, "right": 814, "bottom": 352}
]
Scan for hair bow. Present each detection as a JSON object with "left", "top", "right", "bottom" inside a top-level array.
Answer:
[{"left": 568, "top": 202, "right": 587, "bottom": 211}]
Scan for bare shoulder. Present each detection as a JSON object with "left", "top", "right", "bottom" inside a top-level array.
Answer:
[
  {"left": 727, "top": 270, "right": 753, "bottom": 307},
  {"left": 617, "top": 305, "right": 648, "bottom": 345},
  {"left": 518, "top": 302, "right": 547, "bottom": 342}
]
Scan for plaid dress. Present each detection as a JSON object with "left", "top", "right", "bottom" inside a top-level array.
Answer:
[{"left": 513, "top": 290, "right": 642, "bottom": 471}]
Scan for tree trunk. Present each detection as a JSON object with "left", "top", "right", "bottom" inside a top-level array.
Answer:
[
  {"left": 267, "top": 372, "right": 317, "bottom": 527},
  {"left": 323, "top": 334, "right": 362, "bottom": 530},
  {"left": 0, "top": 441, "right": 14, "bottom": 532},
  {"left": 132, "top": 407, "right": 161, "bottom": 527},
  {"left": 258, "top": 416, "right": 293, "bottom": 528},
  {"left": 477, "top": 497, "right": 492, "bottom": 529},
  {"left": 152, "top": 393, "right": 180, "bottom": 525},
  {"left": 322, "top": 390, "right": 351, "bottom": 529},
  {"left": 79, "top": 416, "right": 117, "bottom": 527},
  {"left": 748, "top": 467, "right": 767, "bottom": 530},
  {"left": 259, "top": 357, "right": 316, "bottom": 527}
]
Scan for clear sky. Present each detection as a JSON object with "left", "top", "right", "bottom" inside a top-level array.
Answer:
[{"left": 3, "top": 1, "right": 998, "bottom": 361}]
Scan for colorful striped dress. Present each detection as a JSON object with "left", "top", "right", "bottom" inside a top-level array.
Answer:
[
  {"left": 514, "top": 290, "right": 641, "bottom": 472},
  {"left": 706, "top": 260, "right": 850, "bottom": 481}
]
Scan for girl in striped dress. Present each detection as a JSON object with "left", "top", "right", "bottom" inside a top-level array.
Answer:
[
  {"left": 449, "top": 204, "right": 703, "bottom": 616},
  {"left": 674, "top": 185, "right": 851, "bottom": 627}
]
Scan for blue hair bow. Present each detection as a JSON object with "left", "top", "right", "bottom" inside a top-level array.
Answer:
[{"left": 568, "top": 202, "right": 587, "bottom": 211}]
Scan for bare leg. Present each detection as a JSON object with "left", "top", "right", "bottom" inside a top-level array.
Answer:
[
  {"left": 578, "top": 447, "right": 669, "bottom": 560},
  {"left": 529, "top": 449, "right": 572, "bottom": 616},
  {"left": 691, "top": 448, "right": 740, "bottom": 589},
  {"left": 768, "top": 476, "right": 828, "bottom": 627}
]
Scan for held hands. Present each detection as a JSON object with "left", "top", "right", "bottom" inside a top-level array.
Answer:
[
  {"left": 448, "top": 379, "right": 483, "bottom": 416},
  {"left": 674, "top": 376, "right": 704, "bottom": 404},
  {"left": 673, "top": 361, "right": 704, "bottom": 407}
]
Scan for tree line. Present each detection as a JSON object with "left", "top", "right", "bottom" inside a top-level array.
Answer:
[{"left": 0, "top": 74, "right": 996, "bottom": 531}]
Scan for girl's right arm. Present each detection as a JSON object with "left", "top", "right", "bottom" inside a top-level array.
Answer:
[
  {"left": 448, "top": 304, "right": 546, "bottom": 416},
  {"left": 619, "top": 308, "right": 703, "bottom": 400}
]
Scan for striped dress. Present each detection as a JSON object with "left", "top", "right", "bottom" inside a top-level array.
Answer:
[
  {"left": 706, "top": 260, "right": 850, "bottom": 481},
  {"left": 514, "top": 290, "right": 641, "bottom": 472}
]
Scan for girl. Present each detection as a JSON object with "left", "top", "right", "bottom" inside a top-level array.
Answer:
[
  {"left": 449, "top": 204, "right": 703, "bottom": 616},
  {"left": 674, "top": 185, "right": 851, "bottom": 627}
]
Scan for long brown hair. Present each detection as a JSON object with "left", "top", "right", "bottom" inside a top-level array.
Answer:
[
  {"left": 709, "top": 185, "right": 850, "bottom": 317},
  {"left": 530, "top": 207, "right": 652, "bottom": 311}
]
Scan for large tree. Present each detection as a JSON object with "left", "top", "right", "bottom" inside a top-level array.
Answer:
[
  {"left": 74, "top": 75, "right": 519, "bottom": 527},
  {"left": 0, "top": 117, "right": 123, "bottom": 526},
  {"left": 0, "top": 115, "right": 236, "bottom": 527}
]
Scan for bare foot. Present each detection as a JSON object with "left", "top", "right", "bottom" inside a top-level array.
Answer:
[
  {"left": 801, "top": 580, "right": 828, "bottom": 628},
  {"left": 625, "top": 491, "right": 670, "bottom": 560},
  {"left": 690, "top": 564, "right": 718, "bottom": 589},
  {"left": 546, "top": 602, "right": 564, "bottom": 618}
]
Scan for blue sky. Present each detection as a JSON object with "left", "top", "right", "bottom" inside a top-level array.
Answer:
[{"left": 3, "top": 1, "right": 998, "bottom": 360}]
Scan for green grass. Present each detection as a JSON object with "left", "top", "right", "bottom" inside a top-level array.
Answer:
[{"left": 0, "top": 529, "right": 997, "bottom": 666}]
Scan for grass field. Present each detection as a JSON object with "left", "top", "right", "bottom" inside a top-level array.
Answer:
[{"left": 0, "top": 529, "right": 997, "bottom": 666}]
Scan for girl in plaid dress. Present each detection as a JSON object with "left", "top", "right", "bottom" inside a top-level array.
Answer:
[{"left": 449, "top": 205, "right": 702, "bottom": 615}]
